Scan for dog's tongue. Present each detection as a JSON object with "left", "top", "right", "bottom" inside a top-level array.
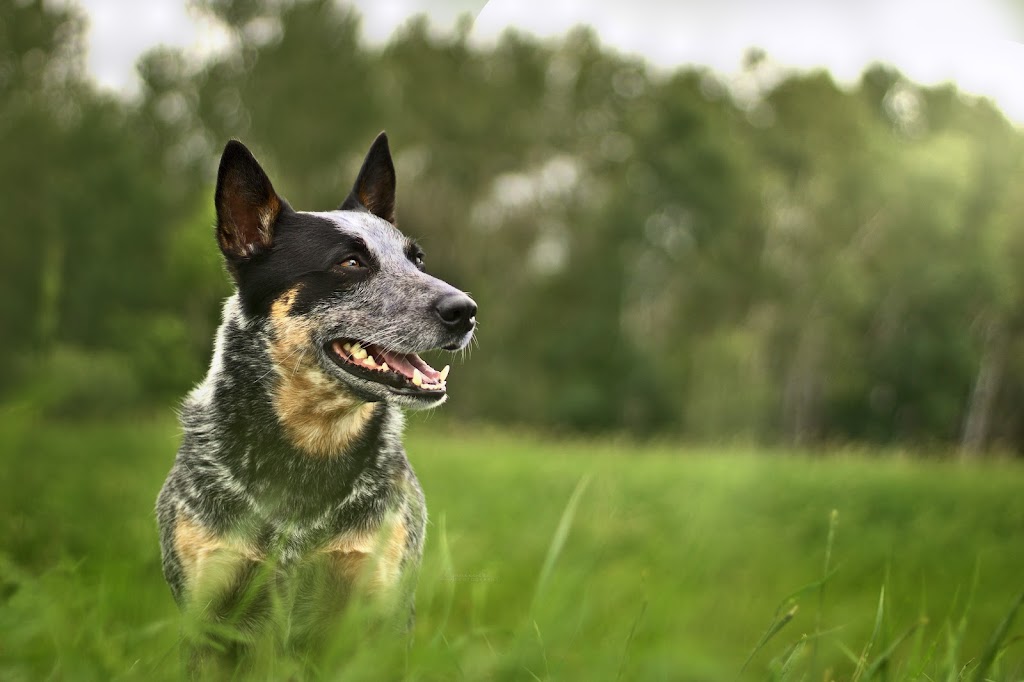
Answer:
[{"left": 373, "top": 346, "right": 440, "bottom": 381}]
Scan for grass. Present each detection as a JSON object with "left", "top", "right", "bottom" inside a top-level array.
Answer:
[{"left": 1, "top": 409, "right": 1023, "bottom": 680}]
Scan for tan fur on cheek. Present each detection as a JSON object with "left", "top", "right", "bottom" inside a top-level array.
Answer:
[{"left": 268, "top": 287, "right": 376, "bottom": 457}]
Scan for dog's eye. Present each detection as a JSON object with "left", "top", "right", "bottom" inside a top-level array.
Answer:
[
  {"left": 337, "top": 256, "right": 365, "bottom": 269},
  {"left": 414, "top": 255, "right": 424, "bottom": 269}
]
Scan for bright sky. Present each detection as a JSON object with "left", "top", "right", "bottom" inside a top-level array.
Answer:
[{"left": 74, "top": 0, "right": 1024, "bottom": 124}]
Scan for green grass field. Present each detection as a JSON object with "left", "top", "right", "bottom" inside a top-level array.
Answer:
[{"left": 1, "top": 409, "right": 1022, "bottom": 680}]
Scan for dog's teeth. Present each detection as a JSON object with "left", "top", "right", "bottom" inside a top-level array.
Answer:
[
  {"left": 412, "top": 369, "right": 423, "bottom": 386},
  {"left": 342, "top": 343, "right": 352, "bottom": 353},
  {"left": 352, "top": 347, "right": 367, "bottom": 360},
  {"left": 440, "top": 365, "right": 450, "bottom": 381},
  {"left": 380, "top": 362, "right": 389, "bottom": 372},
  {"left": 364, "top": 355, "right": 377, "bottom": 368}
]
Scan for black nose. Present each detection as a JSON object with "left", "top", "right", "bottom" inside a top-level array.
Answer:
[{"left": 435, "top": 293, "right": 477, "bottom": 334}]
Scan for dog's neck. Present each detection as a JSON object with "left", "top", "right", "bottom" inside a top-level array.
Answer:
[{"left": 178, "top": 295, "right": 408, "bottom": 523}]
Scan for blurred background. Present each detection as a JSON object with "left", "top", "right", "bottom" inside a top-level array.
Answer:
[
  {"left": 3, "top": 0, "right": 1024, "bottom": 452},
  {"left": 2, "top": 1, "right": 1024, "bottom": 678}
]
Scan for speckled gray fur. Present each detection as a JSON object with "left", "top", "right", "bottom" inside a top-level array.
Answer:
[
  {"left": 156, "top": 290, "right": 427, "bottom": 605},
  {"left": 156, "top": 208, "right": 472, "bottom": 624},
  {"left": 156, "top": 136, "right": 477, "bottom": 664}
]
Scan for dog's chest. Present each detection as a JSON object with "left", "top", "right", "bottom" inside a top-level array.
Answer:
[{"left": 171, "top": 506, "right": 414, "bottom": 618}]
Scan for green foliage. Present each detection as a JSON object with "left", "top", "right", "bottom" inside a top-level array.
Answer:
[
  {"left": 1, "top": 417, "right": 1023, "bottom": 679},
  {"left": 2, "top": 1, "right": 1024, "bottom": 451},
  {"left": 10, "top": 346, "right": 142, "bottom": 418}
]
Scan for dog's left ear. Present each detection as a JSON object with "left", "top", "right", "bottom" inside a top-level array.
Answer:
[
  {"left": 340, "top": 131, "right": 396, "bottom": 223},
  {"left": 215, "top": 140, "right": 283, "bottom": 262}
]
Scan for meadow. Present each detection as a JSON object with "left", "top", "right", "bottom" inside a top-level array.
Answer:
[{"left": 1, "top": 409, "right": 1022, "bottom": 680}]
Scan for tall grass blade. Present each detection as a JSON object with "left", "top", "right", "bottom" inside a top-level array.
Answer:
[
  {"left": 530, "top": 475, "right": 590, "bottom": 614},
  {"left": 971, "top": 590, "right": 1024, "bottom": 682},
  {"left": 533, "top": 620, "right": 550, "bottom": 680},
  {"left": 740, "top": 604, "right": 799, "bottom": 674},
  {"left": 429, "top": 513, "right": 455, "bottom": 647},
  {"left": 946, "top": 561, "right": 980, "bottom": 682},
  {"left": 836, "top": 640, "right": 861, "bottom": 665},
  {"left": 776, "top": 570, "right": 841, "bottom": 619},
  {"left": 862, "top": 617, "right": 927, "bottom": 680},
  {"left": 812, "top": 509, "right": 839, "bottom": 675},
  {"left": 851, "top": 585, "right": 885, "bottom": 682},
  {"left": 740, "top": 562, "right": 839, "bottom": 675},
  {"left": 616, "top": 597, "right": 647, "bottom": 682},
  {"left": 905, "top": 582, "right": 929, "bottom": 675},
  {"left": 773, "top": 634, "right": 807, "bottom": 682}
]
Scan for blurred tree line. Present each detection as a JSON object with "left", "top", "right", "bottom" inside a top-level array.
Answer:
[{"left": 3, "top": 0, "right": 1024, "bottom": 454}]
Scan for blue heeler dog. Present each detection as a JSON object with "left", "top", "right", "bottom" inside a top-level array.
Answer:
[{"left": 156, "top": 133, "right": 476, "bottom": 661}]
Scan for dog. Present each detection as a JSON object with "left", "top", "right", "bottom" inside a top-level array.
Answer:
[{"left": 156, "top": 132, "right": 476, "bottom": 665}]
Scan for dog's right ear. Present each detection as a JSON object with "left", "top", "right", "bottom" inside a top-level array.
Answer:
[
  {"left": 215, "top": 140, "right": 282, "bottom": 262},
  {"left": 339, "top": 132, "right": 396, "bottom": 223}
]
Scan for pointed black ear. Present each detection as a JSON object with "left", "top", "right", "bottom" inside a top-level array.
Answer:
[
  {"left": 215, "top": 140, "right": 282, "bottom": 261},
  {"left": 340, "top": 132, "right": 396, "bottom": 223}
]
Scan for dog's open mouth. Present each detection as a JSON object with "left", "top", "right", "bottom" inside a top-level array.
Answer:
[{"left": 327, "top": 340, "right": 448, "bottom": 395}]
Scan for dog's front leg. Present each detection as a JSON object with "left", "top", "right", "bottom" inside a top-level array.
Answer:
[{"left": 176, "top": 538, "right": 273, "bottom": 677}]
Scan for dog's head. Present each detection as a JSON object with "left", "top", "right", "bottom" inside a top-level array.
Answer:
[{"left": 214, "top": 133, "right": 476, "bottom": 412}]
